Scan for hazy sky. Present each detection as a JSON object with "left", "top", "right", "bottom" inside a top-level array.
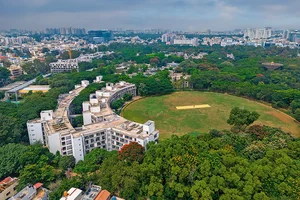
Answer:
[{"left": 0, "top": 0, "right": 299, "bottom": 31}]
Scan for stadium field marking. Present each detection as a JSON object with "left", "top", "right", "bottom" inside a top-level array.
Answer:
[{"left": 176, "top": 104, "right": 211, "bottom": 110}]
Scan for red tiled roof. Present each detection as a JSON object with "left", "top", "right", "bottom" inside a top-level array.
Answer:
[
  {"left": 34, "top": 182, "right": 43, "bottom": 189},
  {"left": 95, "top": 190, "right": 111, "bottom": 200},
  {"left": 0, "top": 177, "right": 12, "bottom": 185}
]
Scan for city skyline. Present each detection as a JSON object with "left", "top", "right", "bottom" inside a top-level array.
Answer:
[{"left": 0, "top": 0, "right": 300, "bottom": 31}]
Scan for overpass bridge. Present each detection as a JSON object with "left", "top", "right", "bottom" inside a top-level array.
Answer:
[{"left": 5, "top": 73, "right": 52, "bottom": 100}]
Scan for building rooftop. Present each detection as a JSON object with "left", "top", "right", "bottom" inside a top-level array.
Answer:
[
  {"left": 60, "top": 187, "right": 82, "bottom": 200},
  {"left": 95, "top": 190, "right": 110, "bottom": 200},
  {"left": 82, "top": 185, "right": 102, "bottom": 200}
]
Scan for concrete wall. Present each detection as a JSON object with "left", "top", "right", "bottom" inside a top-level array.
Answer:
[
  {"left": 72, "top": 135, "right": 84, "bottom": 162},
  {"left": 48, "top": 132, "right": 61, "bottom": 155}
]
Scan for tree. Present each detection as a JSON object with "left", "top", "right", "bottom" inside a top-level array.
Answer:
[
  {"left": 118, "top": 142, "right": 145, "bottom": 163},
  {"left": 248, "top": 125, "right": 267, "bottom": 139},
  {"left": 0, "top": 67, "right": 10, "bottom": 87},
  {"left": 111, "top": 99, "right": 124, "bottom": 110},
  {"left": 0, "top": 144, "right": 28, "bottom": 179},
  {"left": 123, "top": 93, "right": 133, "bottom": 101},
  {"left": 0, "top": 113, "right": 22, "bottom": 145},
  {"left": 294, "top": 108, "right": 300, "bottom": 122},
  {"left": 59, "top": 156, "right": 76, "bottom": 171},
  {"left": 227, "top": 107, "right": 260, "bottom": 132}
]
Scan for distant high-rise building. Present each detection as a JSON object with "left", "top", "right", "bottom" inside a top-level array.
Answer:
[
  {"left": 289, "top": 31, "right": 300, "bottom": 43},
  {"left": 207, "top": 29, "right": 211, "bottom": 35},
  {"left": 161, "top": 33, "right": 176, "bottom": 44},
  {"left": 45, "top": 27, "right": 86, "bottom": 35},
  {"left": 282, "top": 30, "right": 290, "bottom": 39},
  {"left": 88, "top": 30, "right": 114, "bottom": 43},
  {"left": 244, "top": 27, "right": 272, "bottom": 40}
]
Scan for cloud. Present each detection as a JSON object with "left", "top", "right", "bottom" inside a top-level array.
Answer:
[{"left": 0, "top": 0, "right": 299, "bottom": 30}]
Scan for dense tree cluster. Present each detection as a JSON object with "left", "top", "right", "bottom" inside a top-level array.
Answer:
[{"left": 52, "top": 126, "right": 298, "bottom": 200}]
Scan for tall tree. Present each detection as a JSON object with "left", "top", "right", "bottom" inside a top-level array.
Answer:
[
  {"left": 118, "top": 142, "right": 145, "bottom": 163},
  {"left": 227, "top": 107, "right": 260, "bottom": 132}
]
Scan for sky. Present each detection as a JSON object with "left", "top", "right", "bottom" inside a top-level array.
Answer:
[{"left": 0, "top": 0, "right": 299, "bottom": 31}]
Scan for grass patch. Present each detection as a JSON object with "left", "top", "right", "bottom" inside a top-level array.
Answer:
[{"left": 123, "top": 91, "right": 300, "bottom": 139}]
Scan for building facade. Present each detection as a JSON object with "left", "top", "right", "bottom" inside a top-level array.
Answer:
[
  {"left": 50, "top": 59, "right": 79, "bottom": 73},
  {"left": 27, "top": 80, "right": 159, "bottom": 162}
]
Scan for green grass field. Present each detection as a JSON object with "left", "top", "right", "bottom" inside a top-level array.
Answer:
[{"left": 122, "top": 91, "right": 300, "bottom": 139}]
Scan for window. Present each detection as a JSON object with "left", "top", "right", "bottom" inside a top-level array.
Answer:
[
  {"left": 96, "top": 133, "right": 100, "bottom": 136},
  {"left": 97, "top": 142, "right": 101, "bottom": 146},
  {"left": 91, "top": 139, "right": 94, "bottom": 143},
  {"left": 6, "top": 192, "right": 11, "bottom": 196},
  {"left": 96, "top": 137, "right": 100, "bottom": 141},
  {"left": 101, "top": 132, "right": 105, "bottom": 135},
  {"left": 66, "top": 136, "right": 71, "bottom": 140},
  {"left": 62, "top": 142, "right": 66, "bottom": 145}
]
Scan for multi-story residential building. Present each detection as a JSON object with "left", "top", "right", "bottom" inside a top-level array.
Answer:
[
  {"left": 27, "top": 80, "right": 159, "bottom": 162},
  {"left": 9, "top": 183, "right": 49, "bottom": 200},
  {"left": 50, "top": 59, "right": 79, "bottom": 73},
  {"left": 0, "top": 177, "right": 19, "bottom": 200},
  {"left": 9, "top": 65, "right": 23, "bottom": 80}
]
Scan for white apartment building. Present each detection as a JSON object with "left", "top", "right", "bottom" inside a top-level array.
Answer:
[
  {"left": 27, "top": 80, "right": 159, "bottom": 162},
  {"left": 50, "top": 59, "right": 79, "bottom": 73}
]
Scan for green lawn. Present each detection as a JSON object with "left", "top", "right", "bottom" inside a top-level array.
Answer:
[{"left": 122, "top": 91, "right": 300, "bottom": 139}]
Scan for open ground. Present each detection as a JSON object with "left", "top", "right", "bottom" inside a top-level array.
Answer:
[{"left": 122, "top": 91, "right": 300, "bottom": 139}]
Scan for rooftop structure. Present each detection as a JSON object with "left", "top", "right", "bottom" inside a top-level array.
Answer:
[
  {"left": 0, "top": 177, "right": 19, "bottom": 200},
  {"left": 27, "top": 79, "right": 159, "bottom": 162},
  {"left": 81, "top": 185, "right": 102, "bottom": 200},
  {"left": 262, "top": 62, "right": 283, "bottom": 70}
]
